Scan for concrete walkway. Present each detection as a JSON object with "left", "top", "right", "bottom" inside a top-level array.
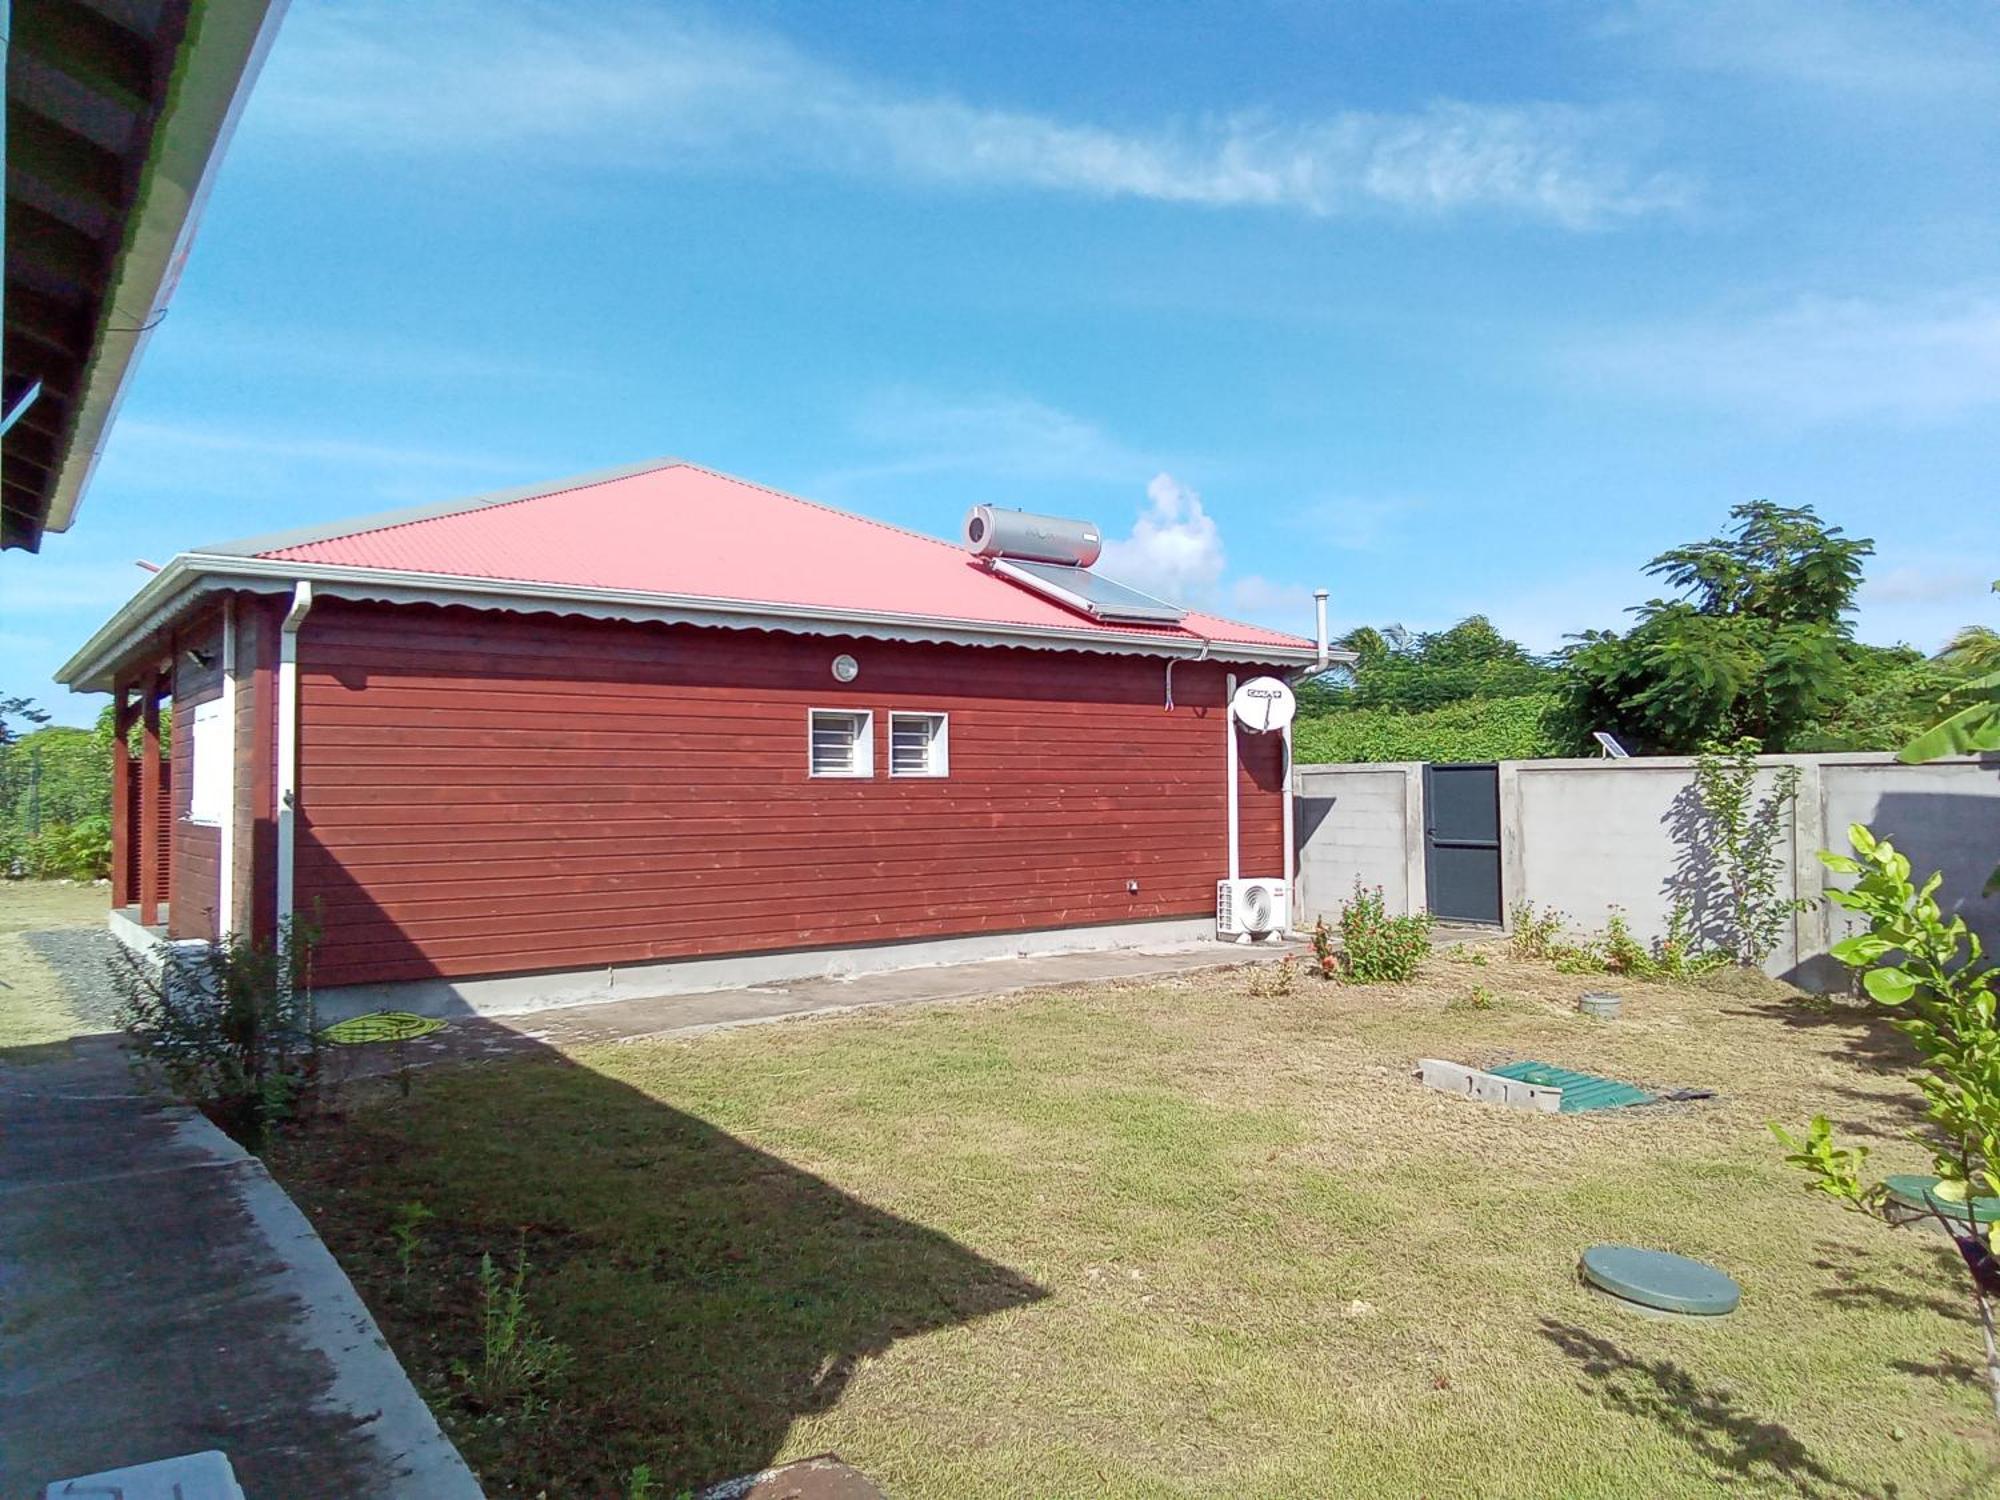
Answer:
[
  {"left": 0, "top": 1042, "right": 481, "bottom": 1498},
  {"left": 333, "top": 935, "right": 1314, "bottom": 1077}
]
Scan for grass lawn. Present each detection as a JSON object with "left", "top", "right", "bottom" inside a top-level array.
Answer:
[
  {"left": 269, "top": 949, "right": 2000, "bottom": 1498},
  {"left": 0, "top": 880, "right": 106, "bottom": 1054}
]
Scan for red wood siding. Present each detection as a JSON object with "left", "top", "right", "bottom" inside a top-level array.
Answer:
[
  {"left": 169, "top": 613, "right": 225, "bottom": 941},
  {"left": 295, "top": 601, "right": 1287, "bottom": 988}
]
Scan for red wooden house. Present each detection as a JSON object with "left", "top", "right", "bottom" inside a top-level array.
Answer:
[{"left": 58, "top": 461, "right": 1325, "bottom": 1016}]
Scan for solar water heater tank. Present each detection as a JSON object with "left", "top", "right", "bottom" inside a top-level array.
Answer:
[{"left": 963, "top": 505, "right": 1102, "bottom": 567}]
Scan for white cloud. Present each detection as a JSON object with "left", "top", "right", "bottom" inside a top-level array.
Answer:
[
  {"left": 260, "top": 3, "right": 1690, "bottom": 227},
  {"left": 1099, "top": 473, "right": 1227, "bottom": 605},
  {"left": 1565, "top": 290, "right": 2000, "bottom": 423},
  {"left": 1604, "top": 0, "right": 1999, "bottom": 94}
]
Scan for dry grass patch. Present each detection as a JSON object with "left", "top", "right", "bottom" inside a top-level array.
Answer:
[{"left": 272, "top": 949, "right": 2000, "bottom": 1498}]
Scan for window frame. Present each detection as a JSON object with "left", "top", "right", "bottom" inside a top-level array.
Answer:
[
  {"left": 187, "top": 697, "right": 228, "bottom": 827},
  {"left": 888, "top": 711, "right": 950, "bottom": 779},
  {"left": 807, "top": 707, "right": 874, "bottom": 779}
]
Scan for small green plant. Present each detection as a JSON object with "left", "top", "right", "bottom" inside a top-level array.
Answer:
[
  {"left": 625, "top": 1463, "right": 657, "bottom": 1500},
  {"left": 1331, "top": 883, "right": 1434, "bottom": 983},
  {"left": 1777, "top": 823, "right": 2000, "bottom": 1424},
  {"left": 390, "top": 1200, "right": 434, "bottom": 1281},
  {"left": 115, "top": 916, "right": 322, "bottom": 1149},
  {"left": 1687, "top": 738, "right": 1810, "bottom": 966},
  {"left": 1249, "top": 954, "right": 1298, "bottom": 998},
  {"left": 1508, "top": 900, "right": 1566, "bottom": 961},
  {"left": 1448, "top": 984, "right": 1497, "bottom": 1013},
  {"left": 1444, "top": 943, "right": 1489, "bottom": 967},
  {"left": 456, "top": 1241, "right": 572, "bottom": 1410},
  {"left": 1311, "top": 915, "right": 1337, "bottom": 979}
]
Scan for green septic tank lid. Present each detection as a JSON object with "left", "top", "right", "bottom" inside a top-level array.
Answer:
[
  {"left": 1882, "top": 1174, "right": 2000, "bottom": 1225},
  {"left": 1580, "top": 1245, "right": 1740, "bottom": 1316},
  {"left": 1487, "top": 1060, "right": 1654, "bottom": 1112}
]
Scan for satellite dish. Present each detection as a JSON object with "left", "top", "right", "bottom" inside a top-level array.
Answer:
[{"left": 1230, "top": 676, "right": 1296, "bottom": 733}]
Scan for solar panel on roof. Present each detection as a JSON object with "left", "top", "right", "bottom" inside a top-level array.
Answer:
[{"left": 990, "top": 558, "right": 1188, "bottom": 625}]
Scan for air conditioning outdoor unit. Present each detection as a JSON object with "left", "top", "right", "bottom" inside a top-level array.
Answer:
[{"left": 1217, "top": 878, "right": 1288, "bottom": 943}]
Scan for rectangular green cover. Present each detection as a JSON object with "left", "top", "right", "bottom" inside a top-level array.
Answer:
[{"left": 1487, "top": 1060, "right": 1653, "bottom": 1112}]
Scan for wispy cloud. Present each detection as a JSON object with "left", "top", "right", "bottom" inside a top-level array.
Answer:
[
  {"left": 1863, "top": 564, "right": 1996, "bottom": 607},
  {"left": 1564, "top": 289, "right": 2000, "bottom": 423},
  {"left": 831, "top": 391, "right": 1152, "bottom": 490},
  {"left": 261, "top": 2, "right": 1690, "bottom": 227},
  {"left": 105, "top": 419, "right": 523, "bottom": 473},
  {"left": 1603, "top": 0, "right": 2000, "bottom": 95}
]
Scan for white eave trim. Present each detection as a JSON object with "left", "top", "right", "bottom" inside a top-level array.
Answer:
[
  {"left": 44, "top": 2, "right": 291, "bottom": 536},
  {"left": 56, "top": 555, "right": 1327, "bottom": 691}
]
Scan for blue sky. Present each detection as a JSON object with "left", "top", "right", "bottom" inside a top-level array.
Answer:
[{"left": 6, "top": 0, "right": 1998, "bottom": 725}]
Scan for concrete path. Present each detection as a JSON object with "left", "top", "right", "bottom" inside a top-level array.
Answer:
[
  {"left": 0, "top": 1043, "right": 481, "bottom": 1499},
  {"left": 330, "top": 935, "right": 1314, "bottom": 1079}
]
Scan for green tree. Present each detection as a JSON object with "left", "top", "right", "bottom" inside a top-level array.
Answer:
[
  {"left": 1778, "top": 825, "right": 2000, "bottom": 1423},
  {"left": 1553, "top": 501, "right": 1874, "bottom": 753},
  {"left": 1903, "top": 582, "right": 2000, "bottom": 766}
]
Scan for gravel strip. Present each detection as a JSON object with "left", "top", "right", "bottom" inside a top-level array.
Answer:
[{"left": 22, "top": 927, "right": 127, "bottom": 1032}]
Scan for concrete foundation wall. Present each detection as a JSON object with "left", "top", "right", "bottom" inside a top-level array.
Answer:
[
  {"left": 314, "top": 915, "right": 1219, "bottom": 1021},
  {"left": 1294, "top": 752, "right": 2000, "bottom": 985}
]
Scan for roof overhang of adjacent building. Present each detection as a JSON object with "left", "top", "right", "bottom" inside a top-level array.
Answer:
[
  {"left": 3, "top": 0, "right": 289, "bottom": 551},
  {"left": 55, "top": 554, "right": 1332, "bottom": 693}
]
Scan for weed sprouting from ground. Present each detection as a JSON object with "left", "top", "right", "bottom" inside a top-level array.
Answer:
[{"left": 456, "top": 1240, "right": 571, "bottom": 1412}]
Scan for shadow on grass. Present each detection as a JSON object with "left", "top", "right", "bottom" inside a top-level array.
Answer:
[
  {"left": 1811, "top": 1239, "right": 1973, "bottom": 1323},
  {"left": 276, "top": 1030, "right": 1048, "bottom": 1495},
  {"left": 1538, "top": 1318, "right": 1895, "bottom": 1499},
  {"left": 1723, "top": 988, "right": 1922, "bottom": 1081}
]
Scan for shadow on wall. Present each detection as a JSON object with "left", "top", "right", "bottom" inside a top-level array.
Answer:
[
  {"left": 1659, "top": 777, "right": 1793, "bottom": 958},
  {"left": 1791, "top": 785, "right": 2000, "bottom": 992},
  {"left": 290, "top": 1029, "right": 1050, "bottom": 1493}
]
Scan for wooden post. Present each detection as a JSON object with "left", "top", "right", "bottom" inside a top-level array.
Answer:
[
  {"left": 139, "top": 675, "right": 163, "bottom": 927},
  {"left": 110, "top": 685, "right": 135, "bottom": 909}
]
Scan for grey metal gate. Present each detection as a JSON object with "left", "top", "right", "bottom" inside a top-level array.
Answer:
[{"left": 1423, "top": 763, "right": 1502, "bottom": 924}]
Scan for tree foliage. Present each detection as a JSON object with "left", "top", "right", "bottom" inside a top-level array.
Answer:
[
  {"left": 1782, "top": 823, "right": 2000, "bottom": 1422},
  {"left": 1552, "top": 501, "right": 1874, "bottom": 754}
]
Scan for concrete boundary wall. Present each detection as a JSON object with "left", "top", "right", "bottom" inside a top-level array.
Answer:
[{"left": 1295, "top": 751, "right": 2000, "bottom": 984}]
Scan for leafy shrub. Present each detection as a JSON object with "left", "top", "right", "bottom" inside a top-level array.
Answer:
[
  {"left": 115, "top": 920, "right": 321, "bottom": 1149},
  {"left": 1508, "top": 901, "right": 1567, "bottom": 961},
  {"left": 1330, "top": 883, "right": 1434, "bottom": 983},
  {"left": 1779, "top": 823, "right": 2000, "bottom": 1423},
  {"left": 1292, "top": 693, "right": 1561, "bottom": 764}
]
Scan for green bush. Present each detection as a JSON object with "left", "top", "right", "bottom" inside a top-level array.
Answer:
[
  {"left": 1331, "top": 883, "right": 1434, "bottom": 983},
  {"left": 1292, "top": 693, "right": 1560, "bottom": 764}
]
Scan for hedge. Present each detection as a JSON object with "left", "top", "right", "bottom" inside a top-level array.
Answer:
[{"left": 1292, "top": 693, "right": 1562, "bottom": 764}]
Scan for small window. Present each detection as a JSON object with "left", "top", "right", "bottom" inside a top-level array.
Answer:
[
  {"left": 188, "top": 698, "right": 228, "bottom": 826},
  {"left": 809, "top": 709, "right": 873, "bottom": 777},
  {"left": 890, "top": 712, "right": 949, "bottom": 778}
]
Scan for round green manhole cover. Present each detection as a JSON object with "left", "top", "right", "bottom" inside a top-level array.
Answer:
[
  {"left": 1883, "top": 1174, "right": 2000, "bottom": 1226},
  {"left": 1580, "top": 1245, "right": 1740, "bottom": 1316},
  {"left": 320, "top": 1011, "right": 445, "bottom": 1046}
]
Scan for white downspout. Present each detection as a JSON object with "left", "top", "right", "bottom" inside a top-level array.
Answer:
[
  {"left": 217, "top": 597, "right": 237, "bottom": 937},
  {"left": 1225, "top": 671, "right": 1240, "bottom": 883},
  {"left": 1314, "top": 588, "right": 1330, "bottom": 670},
  {"left": 275, "top": 581, "right": 314, "bottom": 935},
  {"left": 1280, "top": 716, "right": 1295, "bottom": 936}
]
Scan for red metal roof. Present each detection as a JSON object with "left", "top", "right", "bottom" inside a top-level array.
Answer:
[{"left": 254, "top": 461, "right": 1310, "bottom": 653}]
